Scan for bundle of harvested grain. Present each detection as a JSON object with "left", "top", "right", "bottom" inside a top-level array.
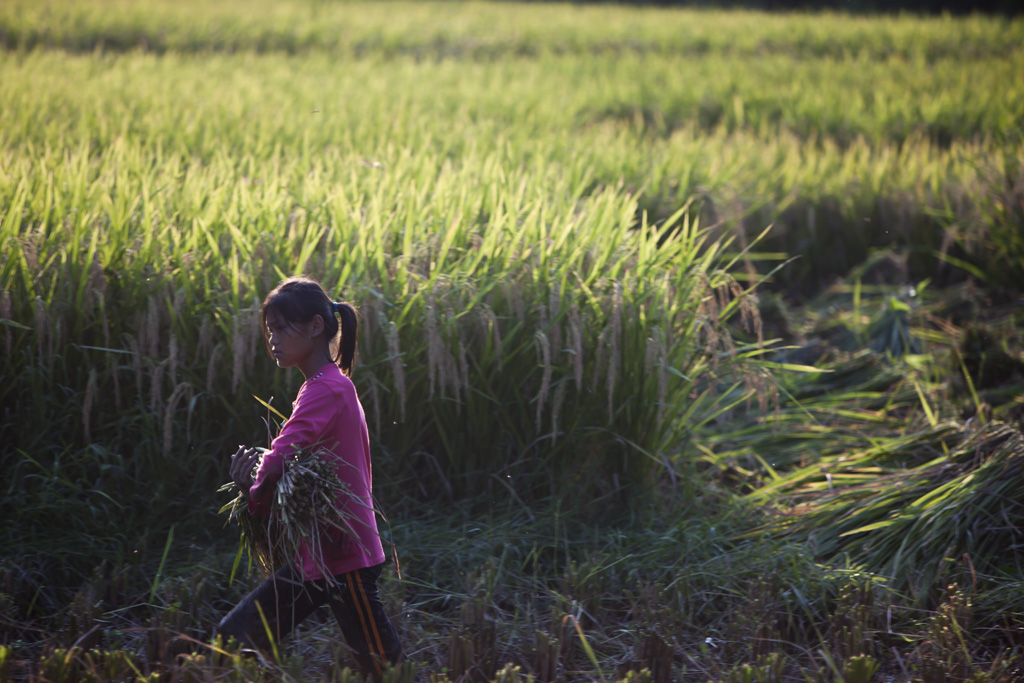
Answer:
[{"left": 219, "top": 447, "right": 360, "bottom": 579}]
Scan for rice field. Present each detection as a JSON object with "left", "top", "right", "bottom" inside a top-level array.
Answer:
[{"left": 1, "top": 1, "right": 1023, "bottom": 681}]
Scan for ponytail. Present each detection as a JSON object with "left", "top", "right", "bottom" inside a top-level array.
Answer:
[{"left": 332, "top": 301, "right": 358, "bottom": 377}]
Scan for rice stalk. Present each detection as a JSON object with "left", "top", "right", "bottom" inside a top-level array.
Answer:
[
  {"left": 126, "top": 336, "right": 143, "bottom": 399},
  {"left": 384, "top": 318, "right": 406, "bottom": 423},
  {"left": 146, "top": 297, "right": 160, "bottom": 359},
  {"left": 535, "top": 330, "right": 552, "bottom": 434},
  {"left": 98, "top": 292, "right": 111, "bottom": 350},
  {"left": 366, "top": 375, "right": 381, "bottom": 436},
  {"left": 205, "top": 343, "right": 222, "bottom": 395},
  {"left": 49, "top": 315, "right": 60, "bottom": 368},
  {"left": 168, "top": 334, "right": 179, "bottom": 387},
  {"left": 754, "top": 423, "right": 1024, "bottom": 601},
  {"left": 109, "top": 350, "right": 122, "bottom": 413},
  {"left": 483, "top": 306, "right": 503, "bottom": 372},
  {"left": 551, "top": 381, "right": 566, "bottom": 447},
  {"left": 33, "top": 296, "right": 47, "bottom": 358},
  {"left": 149, "top": 359, "right": 166, "bottom": 414},
  {"left": 548, "top": 284, "right": 562, "bottom": 360},
  {"left": 457, "top": 334, "right": 470, "bottom": 409},
  {"left": 592, "top": 327, "right": 608, "bottom": 395},
  {"left": 81, "top": 369, "right": 97, "bottom": 443},
  {"left": 568, "top": 303, "right": 583, "bottom": 392},
  {"left": 163, "top": 383, "right": 190, "bottom": 458},
  {"left": 425, "top": 288, "right": 441, "bottom": 399},
  {"left": 607, "top": 282, "right": 623, "bottom": 423},
  {"left": 0, "top": 289, "right": 11, "bottom": 356},
  {"left": 231, "top": 315, "right": 245, "bottom": 394}
]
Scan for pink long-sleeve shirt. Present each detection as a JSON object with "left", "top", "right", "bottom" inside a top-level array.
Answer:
[{"left": 248, "top": 364, "right": 385, "bottom": 580}]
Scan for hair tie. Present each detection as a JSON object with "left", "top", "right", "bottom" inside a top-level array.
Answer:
[{"left": 332, "top": 301, "right": 341, "bottom": 315}]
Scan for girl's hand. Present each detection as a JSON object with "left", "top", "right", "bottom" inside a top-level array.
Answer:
[{"left": 230, "top": 445, "right": 261, "bottom": 496}]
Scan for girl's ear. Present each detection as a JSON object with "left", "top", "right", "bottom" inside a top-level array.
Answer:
[{"left": 309, "top": 314, "right": 325, "bottom": 338}]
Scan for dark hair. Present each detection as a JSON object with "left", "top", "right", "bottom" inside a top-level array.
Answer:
[{"left": 260, "top": 277, "right": 359, "bottom": 376}]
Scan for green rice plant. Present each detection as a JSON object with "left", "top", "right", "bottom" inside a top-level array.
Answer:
[
  {"left": 2, "top": 0, "right": 1021, "bottom": 66},
  {"left": 931, "top": 154, "right": 1024, "bottom": 290},
  {"left": 869, "top": 297, "right": 921, "bottom": 358},
  {"left": 718, "top": 653, "right": 784, "bottom": 683},
  {"left": 2, "top": 9, "right": 1023, "bottom": 678},
  {"left": 840, "top": 655, "right": 881, "bottom": 683},
  {"left": 1, "top": 38, "right": 787, "bottom": 514}
]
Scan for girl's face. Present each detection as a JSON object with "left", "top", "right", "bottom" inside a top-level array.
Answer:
[{"left": 265, "top": 311, "right": 319, "bottom": 370}]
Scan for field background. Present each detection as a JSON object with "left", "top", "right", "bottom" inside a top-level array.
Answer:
[{"left": 1, "top": 1, "right": 1023, "bottom": 681}]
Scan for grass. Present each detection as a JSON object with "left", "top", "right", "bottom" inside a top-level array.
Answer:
[
  {"left": 2, "top": 0, "right": 1024, "bottom": 680},
  {"left": 4, "top": 0, "right": 1023, "bottom": 59},
  {"left": 5, "top": 466, "right": 1023, "bottom": 680}
]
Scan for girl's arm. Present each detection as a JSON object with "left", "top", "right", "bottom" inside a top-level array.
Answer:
[{"left": 246, "top": 381, "right": 341, "bottom": 515}]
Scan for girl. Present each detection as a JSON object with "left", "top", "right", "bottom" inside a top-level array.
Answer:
[{"left": 218, "top": 277, "right": 403, "bottom": 678}]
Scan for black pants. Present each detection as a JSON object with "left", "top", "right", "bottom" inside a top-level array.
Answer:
[{"left": 217, "top": 563, "right": 403, "bottom": 677}]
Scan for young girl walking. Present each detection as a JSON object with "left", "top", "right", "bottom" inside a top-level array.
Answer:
[{"left": 218, "top": 276, "right": 404, "bottom": 678}]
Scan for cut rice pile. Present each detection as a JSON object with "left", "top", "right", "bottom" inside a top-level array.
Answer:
[{"left": 219, "top": 447, "right": 361, "bottom": 578}]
